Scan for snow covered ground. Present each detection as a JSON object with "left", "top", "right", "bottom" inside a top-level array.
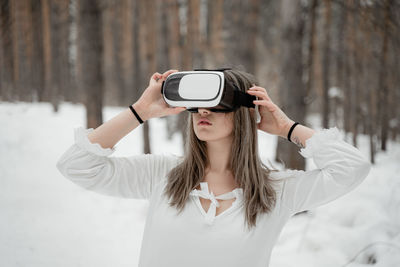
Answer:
[{"left": 1, "top": 101, "right": 399, "bottom": 267}]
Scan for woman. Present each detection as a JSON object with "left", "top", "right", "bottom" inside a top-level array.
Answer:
[{"left": 56, "top": 69, "right": 371, "bottom": 267}]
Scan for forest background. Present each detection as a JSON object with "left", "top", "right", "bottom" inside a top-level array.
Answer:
[{"left": 1, "top": 0, "right": 399, "bottom": 169}]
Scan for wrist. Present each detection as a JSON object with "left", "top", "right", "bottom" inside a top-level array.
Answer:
[
  {"left": 131, "top": 102, "right": 149, "bottom": 122},
  {"left": 280, "top": 120, "right": 296, "bottom": 139},
  {"left": 287, "top": 122, "right": 301, "bottom": 142}
]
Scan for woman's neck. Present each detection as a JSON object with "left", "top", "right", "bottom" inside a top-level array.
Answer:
[
  {"left": 206, "top": 136, "right": 231, "bottom": 172},
  {"left": 203, "top": 136, "right": 238, "bottom": 188}
]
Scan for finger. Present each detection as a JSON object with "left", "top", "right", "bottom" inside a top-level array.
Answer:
[
  {"left": 162, "top": 69, "right": 179, "bottom": 79},
  {"left": 249, "top": 86, "right": 271, "bottom": 98},
  {"left": 151, "top": 72, "right": 162, "bottom": 81},
  {"left": 162, "top": 69, "right": 177, "bottom": 76},
  {"left": 250, "top": 86, "right": 273, "bottom": 100},
  {"left": 248, "top": 86, "right": 268, "bottom": 93},
  {"left": 248, "top": 89, "right": 272, "bottom": 102},
  {"left": 253, "top": 100, "right": 272, "bottom": 105},
  {"left": 169, "top": 107, "right": 186, "bottom": 115},
  {"left": 247, "top": 90, "right": 271, "bottom": 101},
  {"left": 253, "top": 99, "right": 276, "bottom": 108},
  {"left": 254, "top": 100, "right": 276, "bottom": 111}
]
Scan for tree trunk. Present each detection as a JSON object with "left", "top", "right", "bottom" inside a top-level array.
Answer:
[
  {"left": 321, "top": 0, "right": 332, "bottom": 128},
  {"left": 206, "top": 0, "right": 224, "bottom": 67},
  {"left": 41, "top": 0, "right": 52, "bottom": 102},
  {"left": 342, "top": 0, "right": 353, "bottom": 138},
  {"left": 334, "top": 0, "right": 346, "bottom": 128},
  {"left": 133, "top": 0, "right": 141, "bottom": 103},
  {"left": 183, "top": 0, "right": 200, "bottom": 69},
  {"left": 276, "top": 0, "right": 306, "bottom": 171},
  {"left": 222, "top": 0, "right": 260, "bottom": 73},
  {"left": 350, "top": 0, "right": 359, "bottom": 147},
  {"left": 120, "top": 0, "right": 135, "bottom": 106},
  {"left": 76, "top": 0, "right": 104, "bottom": 129},
  {"left": 305, "top": 0, "right": 318, "bottom": 107},
  {"left": 0, "top": 0, "right": 14, "bottom": 100},
  {"left": 31, "top": 0, "right": 45, "bottom": 102},
  {"left": 166, "top": 0, "right": 181, "bottom": 69},
  {"left": 378, "top": 0, "right": 391, "bottom": 151},
  {"left": 245, "top": 0, "right": 260, "bottom": 74},
  {"left": 50, "top": 0, "right": 71, "bottom": 112},
  {"left": 138, "top": 0, "right": 158, "bottom": 154},
  {"left": 11, "top": 0, "right": 34, "bottom": 101},
  {"left": 164, "top": 0, "right": 186, "bottom": 144}
]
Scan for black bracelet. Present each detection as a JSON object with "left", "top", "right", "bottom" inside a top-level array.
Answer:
[
  {"left": 129, "top": 105, "right": 144, "bottom": 124},
  {"left": 287, "top": 122, "right": 300, "bottom": 143}
]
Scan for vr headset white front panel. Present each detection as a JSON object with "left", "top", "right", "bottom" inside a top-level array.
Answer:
[
  {"left": 179, "top": 73, "right": 221, "bottom": 100},
  {"left": 163, "top": 71, "right": 225, "bottom": 108}
]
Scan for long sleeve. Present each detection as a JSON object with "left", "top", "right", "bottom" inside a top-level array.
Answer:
[
  {"left": 56, "top": 126, "right": 182, "bottom": 199},
  {"left": 272, "top": 127, "right": 372, "bottom": 215}
]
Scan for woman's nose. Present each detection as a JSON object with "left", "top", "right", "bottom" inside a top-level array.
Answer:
[{"left": 198, "top": 108, "right": 210, "bottom": 115}]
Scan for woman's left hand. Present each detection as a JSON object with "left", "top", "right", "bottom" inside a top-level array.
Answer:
[{"left": 247, "top": 86, "right": 295, "bottom": 138}]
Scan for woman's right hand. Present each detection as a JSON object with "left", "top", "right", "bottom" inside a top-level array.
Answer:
[{"left": 133, "top": 69, "right": 186, "bottom": 121}]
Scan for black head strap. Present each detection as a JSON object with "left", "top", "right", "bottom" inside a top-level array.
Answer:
[
  {"left": 226, "top": 81, "right": 255, "bottom": 109},
  {"left": 234, "top": 91, "right": 255, "bottom": 108},
  {"left": 193, "top": 67, "right": 232, "bottom": 72}
]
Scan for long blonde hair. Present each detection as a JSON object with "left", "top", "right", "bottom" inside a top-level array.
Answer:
[{"left": 163, "top": 69, "right": 280, "bottom": 231}]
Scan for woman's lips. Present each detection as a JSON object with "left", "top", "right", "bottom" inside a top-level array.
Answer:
[{"left": 198, "top": 119, "right": 212, "bottom": 126}]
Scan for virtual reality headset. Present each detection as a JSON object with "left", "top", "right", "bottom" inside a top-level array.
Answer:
[{"left": 161, "top": 68, "right": 257, "bottom": 114}]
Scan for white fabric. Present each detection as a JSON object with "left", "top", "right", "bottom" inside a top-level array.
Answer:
[
  {"left": 189, "top": 182, "right": 243, "bottom": 225},
  {"left": 56, "top": 126, "right": 371, "bottom": 267}
]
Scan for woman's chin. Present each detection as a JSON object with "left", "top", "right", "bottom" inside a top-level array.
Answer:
[
  {"left": 195, "top": 133, "right": 215, "bottom": 142},
  {"left": 196, "top": 135, "right": 210, "bottom": 142}
]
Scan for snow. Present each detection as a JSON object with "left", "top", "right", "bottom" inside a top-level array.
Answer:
[
  {"left": 1, "top": 101, "right": 399, "bottom": 267},
  {"left": 328, "top": 86, "right": 343, "bottom": 99}
]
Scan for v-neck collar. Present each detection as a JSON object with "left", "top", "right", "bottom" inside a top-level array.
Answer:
[{"left": 189, "top": 182, "right": 244, "bottom": 225}]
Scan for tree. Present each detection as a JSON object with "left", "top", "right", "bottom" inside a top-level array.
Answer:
[
  {"left": 378, "top": 0, "right": 392, "bottom": 151},
  {"left": 0, "top": 0, "right": 14, "bottom": 100},
  {"left": 321, "top": 0, "right": 332, "bottom": 128},
  {"left": 76, "top": 0, "right": 104, "bottom": 129},
  {"left": 276, "top": 0, "right": 307, "bottom": 170}
]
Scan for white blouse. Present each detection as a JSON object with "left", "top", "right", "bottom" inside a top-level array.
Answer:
[{"left": 56, "top": 126, "right": 371, "bottom": 267}]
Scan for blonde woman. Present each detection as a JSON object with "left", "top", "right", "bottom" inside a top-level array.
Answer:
[{"left": 56, "top": 69, "right": 371, "bottom": 267}]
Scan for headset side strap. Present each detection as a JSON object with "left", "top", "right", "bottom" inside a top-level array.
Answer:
[{"left": 234, "top": 90, "right": 256, "bottom": 108}]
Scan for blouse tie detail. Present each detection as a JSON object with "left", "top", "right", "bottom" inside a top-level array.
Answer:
[{"left": 190, "top": 182, "right": 243, "bottom": 225}]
